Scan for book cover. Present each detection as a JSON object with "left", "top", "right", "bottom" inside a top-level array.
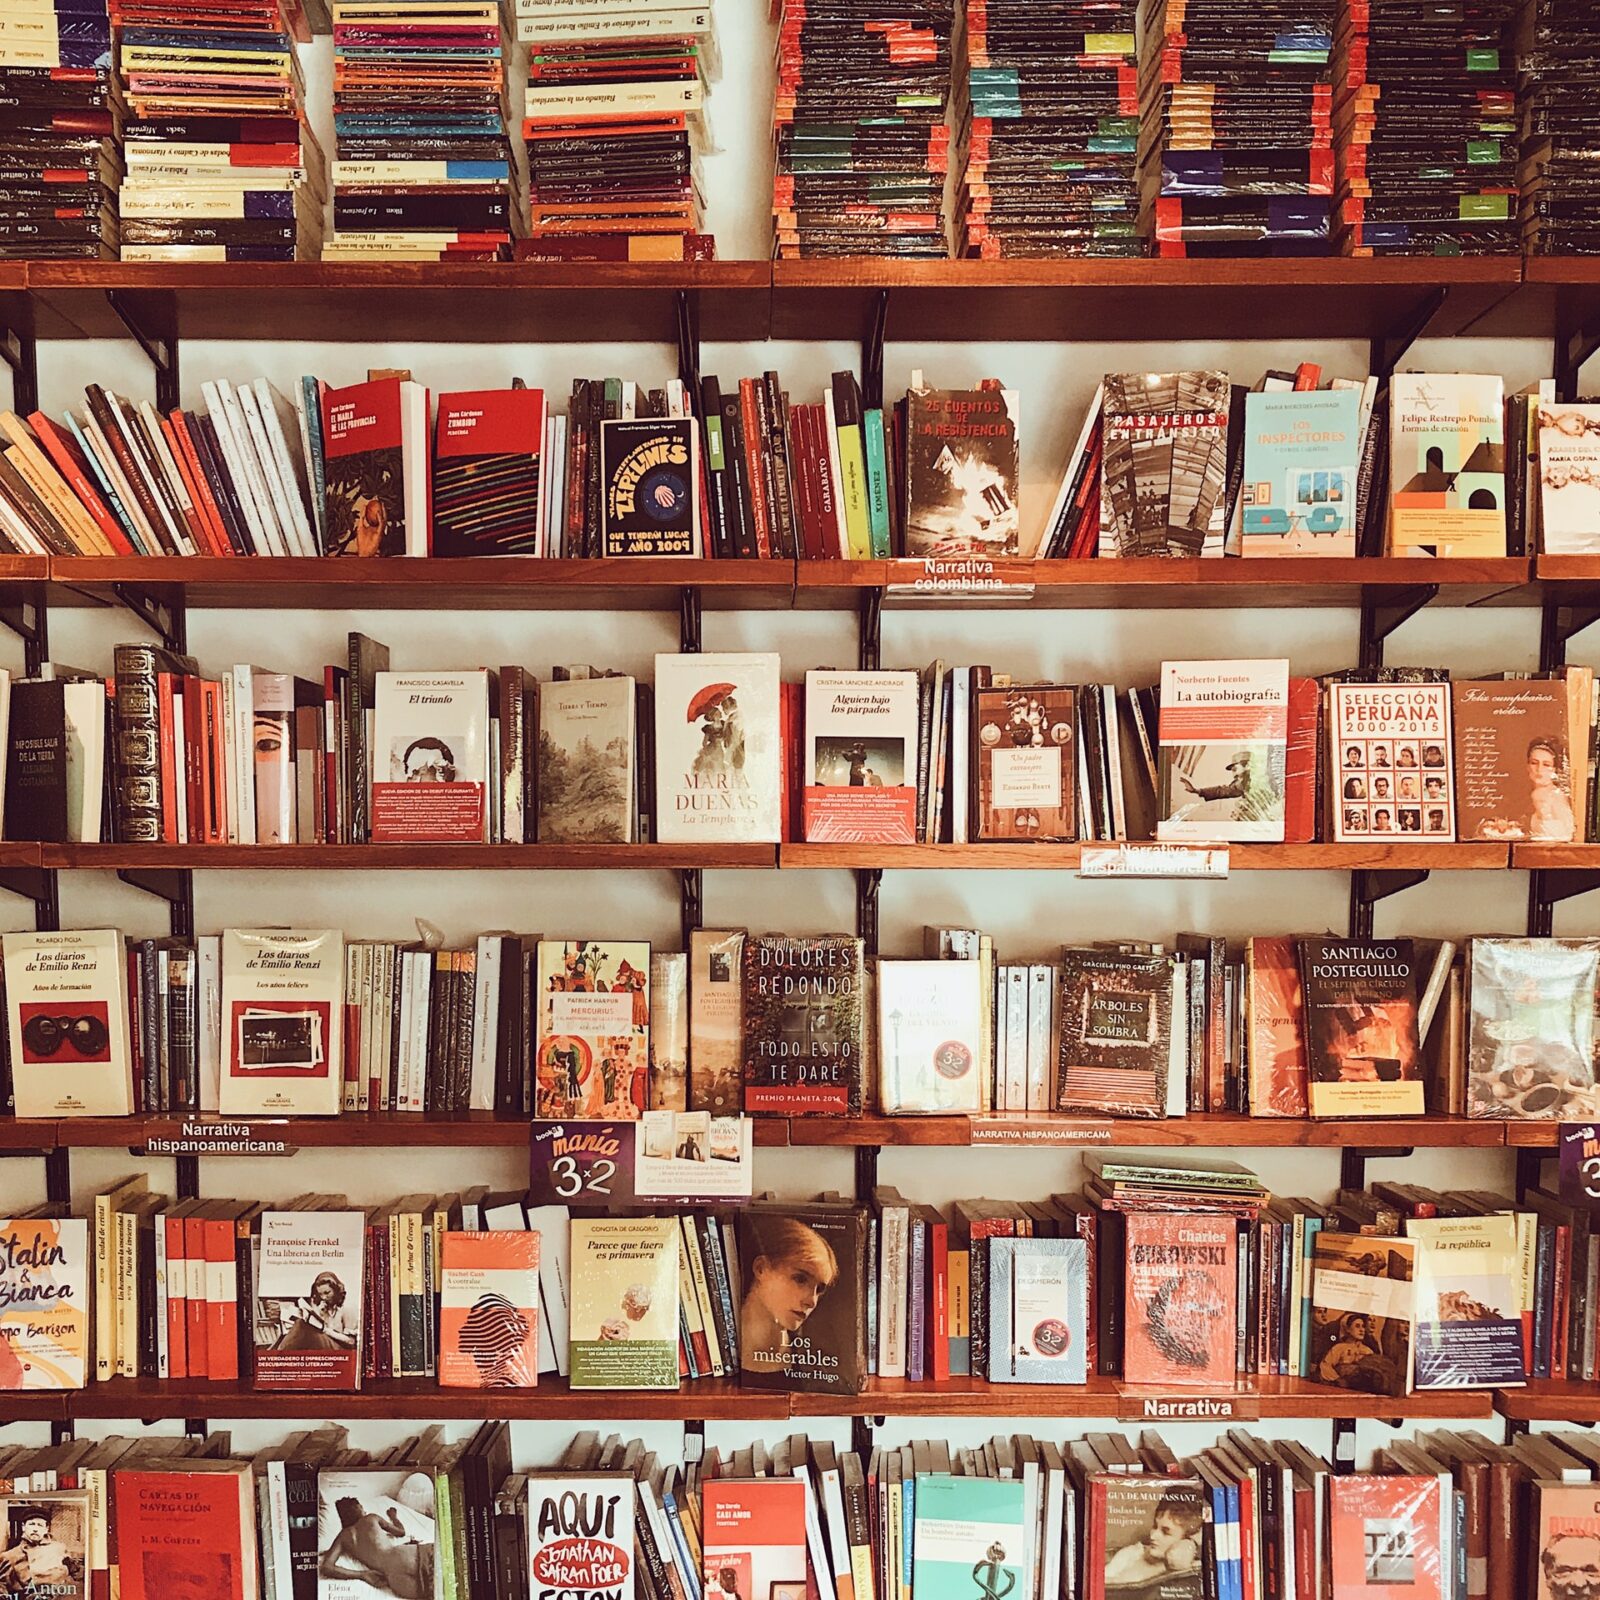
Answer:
[
  {"left": 742, "top": 934, "right": 866, "bottom": 1117},
  {"left": 315, "top": 1469, "right": 436, "bottom": 1600},
  {"left": 1534, "top": 1482, "right": 1600, "bottom": 1600},
  {"left": 702, "top": 1479, "right": 809, "bottom": 1600},
  {"left": 802, "top": 669, "right": 919, "bottom": 845},
  {"left": 1452, "top": 679, "right": 1576, "bottom": 842},
  {"left": 1298, "top": 937, "right": 1423, "bottom": 1118},
  {"left": 438, "top": 1230, "right": 539, "bottom": 1389},
  {"left": 1157, "top": 658, "right": 1288, "bottom": 842},
  {"left": 648, "top": 950, "right": 688, "bottom": 1111},
  {"left": 218, "top": 928, "right": 345, "bottom": 1117},
  {"left": 253, "top": 1210, "right": 364, "bottom": 1392},
  {"left": 1388, "top": 373, "right": 1506, "bottom": 558},
  {"left": 601, "top": 418, "right": 698, "bottom": 557},
  {"left": 902, "top": 385, "right": 1022, "bottom": 558},
  {"left": 971, "top": 684, "right": 1077, "bottom": 842},
  {"left": 877, "top": 958, "right": 985, "bottom": 1115},
  {"left": 1538, "top": 404, "right": 1600, "bottom": 554},
  {"left": 1331, "top": 681, "right": 1456, "bottom": 842},
  {"left": 1328, "top": 1475, "right": 1443, "bottom": 1600},
  {"left": 1245, "top": 935, "right": 1309, "bottom": 1118},
  {"left": 568, "top": 1215, "right": 678, "bottom": 1390},
  {"left": 114, "top": 1465, "right": 257, "bottom": 1600},
  {"left": 1055, "top": 949, "right": 1172, "bottom": 1118},
  {"left": 736, "top": 1201, "right": 867, "bottom": 1395},
  {"left": 4, "top": 678, "right": 69, "bottom": 843},
  {"left": 320, "top": 376, "right": 426, "bottom": 558},
  {"left": 909, "top": 1475, "right": 1028, "bottom": 1600},
  {"left": 527, "top": 1476, "right": 634, "bottom": 1600},
  {"left": 1466, "top": 937, "right": 1600, "bottom": 1119},
  {"left": 432, "top": 387, "right": 545, "bottom": 557},
  {"left": 0, "top": 1489, "right": 89, "bottom": 1599},
  {"left": 1285, "top": 675, "right": 1320, "bottom": 843},
  {"left": 1121, "top": 1211, "right": 1238, "bottom": 1387},
  {"left": 987, "top": 1235, "right": 1088, "bottom": 1384},
  {"left": 2, "top": 928, "right": 131, "bottom": 1118},
  {"left": 1239, "top": 389, "right": 1361, "bottom": 555},
  {"left": 536, "top": 675, "right": 635, "bottom": 845},
  {"left": 689, "top": 929, "right": 744, "bottom": 1114},
  {"left": 1093, "top": 1475, "right": 1206, "bottom": 1600},
  {"left": 370, "top": 671, "right": 491, "bottom": 844},
  {"left": 654, "top": 652, "right": 782, "bottom": 844},
  {"left": 0, "top": 1216, "right": 88, "bottom": 1389},
  {"left": 535, "top": 939, "right": 649, "bottom": 1120},
  {"left": 1404, "top": 1214, "right": 1525, "bottom": 1389},
  {"left": 1309, "top": 1232, "right": 1416, "bottom": 1397}
]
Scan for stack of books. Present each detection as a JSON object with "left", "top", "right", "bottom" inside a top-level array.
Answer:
[
  {"left": 326, "top": 0, "right": 519, "bottom": 260},
  {"left": 1517, "top": 0, "right": 1600, "bottom": 255},
  {"left": 114, "top": 0, "right": 325, "bottom": 262},
  {"left": 512, "top": 0, "right": 718, "bottom": 263},
  {"left": 772, "top": 0, "right": 955, "bottom": 258},
  {"left": 0, "top": 0, "right": 120, "bottom": 258},
  {"left": 1138, "top": 0, "right": 1337, "bottom": 256},
  {"left": 951, "top": 1, "right": 1141, "bottom": 259},
  {"left": 1333, "top": 0, "right": 1521, "bottom": 254}
]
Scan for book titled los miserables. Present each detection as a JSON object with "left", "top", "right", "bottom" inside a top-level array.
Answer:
[
  {"left": 742, "top": 933, "right": 866, "bottom": 1117},
  {"left": 802, "top": 669, "right": 919, "bottom": 844},
  {"left": 601, "top": 417, "right": 699, "bottom": 557},
  {"left": 1297, "top": 937, "right": 1423, "bottom": 1118}
]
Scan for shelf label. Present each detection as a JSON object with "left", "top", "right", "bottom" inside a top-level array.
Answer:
[
  {"left": 1559, "top": 1122, "right": 1600, "bottom": 1214},
  {"left": 1079, "top": 844, "right": 1229, "bottom": 879},
  {"left": 530, "top": 1112, "right": 754, "bottom": 1206},
  {"left": 970, "top": 1120, "right": 1115, "bottom": 1146},
  {"left": 142, "top": 1120, "right": 295, "bottom": 1157},
  {"left": 1117, "top": 1389, "right": 1261, "bottom": 1423},
  {"left": 887, "top": 558, "right": 1035, "bottom": 600}
]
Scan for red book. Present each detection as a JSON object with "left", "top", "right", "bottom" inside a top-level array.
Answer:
[
  {"left": 1120, "top": 1210, "right": 1238, "bottom": 1387},
  {"left": 169, "top": 411, "right": 232, "bottom": 557},
  {"left": 319, "top": 376, "right": 427, "bottom": 557},
  {"left": 1329, "top": 1476, "right": 1444, "bottom": 1600},
  {"left": 113, "top": 1463, "right": 258, "bottom": 1600},
  {"left": 164, "top": 1208, "right": 187, "bottom": 1380},
  {"left": 183, "top": 1209, "right": 209, "bottom": 1378},
  {"left": 1284, "top": 676, "right": 1319, "bottom": 843},
  {"left": 739, "top": 378, "right": 773, "bottom": 557},
  {"left": 156, "top": 671, "right": 178, "bottom": 842},
  {"left": 160, "top": 412, "right": 228, "bottom": 558},
  {"left": 779, "top": 680, "right": 802, "bottom": 843},
  {"left": 431, "top": 386, "right": 545, "bottom": 558},
  {"left": 27, "top": 410, "right": 135, "bottom": 555}
]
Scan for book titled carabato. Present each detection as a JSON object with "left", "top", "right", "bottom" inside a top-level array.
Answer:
[
  {"left": 600, "top": 417, "right": 699, "bottom": 557},
  {"left": 741, "top": 934, "right": 865, "bottom": 1117}
]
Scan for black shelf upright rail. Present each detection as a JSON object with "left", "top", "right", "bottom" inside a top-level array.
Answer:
[
  {"left": 678, "top": 288, "right": 706, "bottom": 951},
  {"left": 0, "top": 291, "right": 38, "bottom": 417}
]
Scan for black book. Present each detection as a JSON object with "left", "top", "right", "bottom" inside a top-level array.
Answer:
[
  {"left": 4, "top": 678, "right": 69, "bottom": 841},
  {"left": 718, "top": 387, "right": 759, "bottom": 558},
  {"left": 764, "top": 371, "right": 797, "bottom": 559},
  {"left": 599, "top": 417, "right": 698, "bottom": 557},
  {"left": 344, "top": 631, "right": 389, "bottom": 844},
  {"left": 699, "top": 375, "right": 736, "bottom": 558}
]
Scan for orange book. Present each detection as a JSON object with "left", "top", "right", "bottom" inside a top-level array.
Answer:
[
  {"left": 160, "top": 412, "right": 226, "bottom": 557},
  {"left": 183, "top": 1206, "right": 209, "bottom": 1378},
  {"left": 169, "top": 410, "right": 233, "bottom": 556},
  {"left": 438, "top": 1230, "right": 539, "bottom": 1388},
  {"left": 1330, "top": 1475, "right": 1445, "bottom": 1600},
  {"left": 27, "top": 410, "right": 135, "bottom": 555},
  {"left": 1120, "top": 1210, "right": 1238, "bottom": 1388},
  {"left": 203, "top": 1201, "right": 246, "bottom": 1381},
  {"left": 1245, "top": 936, "right": 1309, "bottom": 1118}
]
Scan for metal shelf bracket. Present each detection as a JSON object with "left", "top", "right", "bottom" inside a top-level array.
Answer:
[
  {"left": 680, "top": 585, "right": 702, "bottom": 654},
  {"left": 0, "top": 581, "right": 49, "bottom": 676},
  {"left": 1358, "top": 585, "right": 1438, "bottom": 673},
  {"left": 1528, "top": 868, "right": 1600, "bottom": 937},
  {"left": 862, "top": 289, "right": 890, "bottom": 412},
  {"left": 1540, "top": 594, "right": 1600, "bottom": 672},
  {"left": 1349, "top": 868, "right": 1428, "bottom": 940},
  {"left": 1370, "top": 288, "right": 1449, "bottom": 380},
  {"left": 859, "top": 586, "right": 883, "bottom": 672},
  {"left": 676, "top": 288, "right": 701, "bottom": 402},
  {"left": 0, "top": 309, "right": 38, "bottom": 417},
  {"left": 105, "top": 289, "right": 180, "bottom": 413},
  {"left": 856, "top": 866, "right": 883, "bottom": 957},
  {"left": 117, "top": 866, "right": 195, "bottom": 939},
  {"left": 1556, "top": 312, "right": 1600, "bottom": 403},
  {"left": 1340, "top": 1146, "right": 1415, "bottom": 1192},
  {"left": 0, "top": 866, "right": 58, "bottom": 932},
  {"left": 112, "top": 582, "right": 187, "bottom": 653}
]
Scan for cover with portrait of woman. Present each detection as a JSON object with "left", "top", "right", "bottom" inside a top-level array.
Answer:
[{"left": 735, "top": 1203, "right": 866, "bottom": 1396}]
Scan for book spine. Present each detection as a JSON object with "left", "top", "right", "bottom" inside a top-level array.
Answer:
[
  {"left": 863, "top": 409, "right": 891, "bottom": 559},
  {"left": 738, "top": 377, "right": 772, "bottom": 558},
  {"left": 112, "top": 644, "right": 169, "bottom": 842},
  {"left": 764, "top": 372, "right": 797, "bottom": 559},
  {"left": 906, "top": 1213, "right": 926, "bottom": 1383}
]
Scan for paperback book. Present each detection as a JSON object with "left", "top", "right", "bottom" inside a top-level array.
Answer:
[
  {"left": 1538, "top": 403, "right": 1600, "bottom": 554},
  {"left": 0, "top": 1216, "right": 88, "bottom": 1389},
  {"left": 701, "top": 1478, "right": 811, "bottom": 1600},
  {"left": 742, "top": 934, "right": 866, "bottom": 1117},
  {"left": 1244, "top": 935, "right": 1309, "bottom": 1118},
  {"left": 1240, "top": 389, "right": 1362, "bottom": 555},
  {"left": 0, "top": 1489, "right": 88, "bottom": 1599},
  {"left": 370, "top": 671, "right": 491, "bottom": 844},
  {"left": 526, "top": 1476, "right": 634, "bottom": 1600},
  {"left": 988, "top": 1235, "right": 1088, "bottom": 1384},
  {"left": 1298, "top": 938, "right": 1423, "bottom": 1118},
  {"left": 315, "top": 1469, "right": 436, "bottom": 1600},
  {"left": 876, "top": 958, "right": 986, "bottom": 1115},
  {"left": 1121, "top": 1211, "right": 1238, "bottom": 1387},
  {"left": 1388, "top": 373, "right": 1507, "bottom": 558},
  {"left": 601, "top": 418, "right": 699, "bottom": 557},
  {"left": 802, "top": 669, "right": 919, "bottom": 844},
  {"left": 971, "top": 684, "right": 1077, "bottom": 842},
  {"left": 438, "top": 1230, "right": 539, "bottom": 1389},
  {"left": 432, "top": 387, "right": 545, "bottom": 557},
  {"left": 1093, "top": 1475, "right": 1207, "bottom": 1600},
  {"left": 1055, "top": 949, "right": 1173, "bottom": 1118},
  {"left": 1309, "top": 1232, "right": 1416, "bottom": 1397},
  {"left": 568, "top": 1216, "right": 679, "bottom": 1390},
  {"left": 910, "top": 1476, "right": 1028, "bottom": 1600},
  {"left": 253, "top": 1210, "right": 364, "bottom": 1391},
  {"left": 114, "top": 1465, "right": 258, "bottom": 1600},
  {"left": 534, "top": 940, "right": 650, "bottom": 1120},
  {"left": 320, "top": 376, "right": 429, "bottom": 558},
  {"left": 902, "top": 383, "right": 1022, "bottom": 558},
  {"left": 1452, "top": 679, "right": 1577, "bottom": 842},
  {"left": 536, "top": 675, "right": 636, "bottom": 845},
  {"left": 1404, "top": 1214, "right": 1525, "bottom": 1389},
  {"left": 1327, "top": 1476, "right": 1442, "bottom": 1600},
  {"left": 1330, "top": 681, "right": 1456, "bottom": 842},
  {"left": 689, "top": 928, "right": 744, "bottom": 1114}
]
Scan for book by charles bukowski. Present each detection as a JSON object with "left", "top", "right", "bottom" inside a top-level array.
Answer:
[{"left": 1121, "top": 1211, "right": 1238, "bottom": 1388}]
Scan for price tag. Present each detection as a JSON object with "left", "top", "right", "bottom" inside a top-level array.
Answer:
[
  {"left": 142, "top": 1120, "right": 295, "bottom": 1157},
  {"left": 1558, "top": 1123, "right": 1600, "bottom": 1214},
  {"left": 1116, "top": 1389, "right": 1261, "bottom": 1424},
  {"left": 530, "top": 1113, "right": 755, "bottom": 1207},
  {"left": 1079, "top": 844, "right": 1230, "bottom": 879},
  {"left": 886, "top": 558, "right": 1035, "bottom": 601}
]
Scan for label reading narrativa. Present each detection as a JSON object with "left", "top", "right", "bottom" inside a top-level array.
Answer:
[
  {"left": 887, "top": 558, "right": 1036, "bottom": 599},
  {"left": 144, "top": 1121, "right": 294, "bottom": 1157},
  {"left": 1116, "top": 1391, "right": 1260, "bottom": 1423},
  {"left": 1079, "top": 845, "right": 1229, "bottom": 879},
  {"left": 970, "top": 1120, "right": 1114, "bottom": 1146}
]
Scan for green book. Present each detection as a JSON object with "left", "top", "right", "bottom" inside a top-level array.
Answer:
[
  {"left": 911, "top": 1474, "right": 1028, "bottom": 1600},
  {"left": 864, "top": 407, "right": 892, "bottom": 558}
]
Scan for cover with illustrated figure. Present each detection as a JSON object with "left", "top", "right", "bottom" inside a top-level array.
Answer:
[
  {"left": 1309, "top": 1232, "right": 1416, "bottom": 1398},
  {"left": 1388, "top": 372, "right": 1505, "bottom": 558},
  {"left": 1091, "top": 1473, "right": 1206, "bottom": 1600},
  {"left": 567, "top": 1216, "right": 678, "bottom": 1390},
  {"left": 535, "top": 939, "right": 649, "bottom": 1120},
  {"left": 1405, "top": 1214, "right": 1525, "bottom": 1390},
  {"left": 0, "top": 1217, "right": 88, "bottom": 1389},
  {"left": 909, "top": 1474, "right": 1028, "bottom": 1600},
  {"left": 314, "top": 1468, "right": 437, "bottom": 1600}
]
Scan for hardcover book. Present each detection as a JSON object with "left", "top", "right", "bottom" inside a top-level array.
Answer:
[
  {"left": 0, "top": 1489, "right": 89, "bottom": 1599},
  {"left": 877, "top": 957, "right": 985, "bottom": 1115},
  {"left": 742, "top": 933, "right": 866, "bottom": 1117},
  {"left": 1156, "top": 659, "right": 1289, "bottom": 842},
  {"left": 689, "top": 928, "right": 745, "bottom": 1114},
  {"left": 2, "top": 928, "right": 132, "bottom": 1118},
  {"left": 1298, "top": 937, "right": 1423, "bottom": 1118},
  {"left": 1327, "top": 1475, "right": 1443, "bottom": 1600},
  {"left": 971, "top": 684, "right": 1077, "bottom": 842},
  {"left": 1388, "top": 372, "right": 1506, "bottom": 558},
  {"left": 987, "top": 1235, "right": 1088, "bottom": 1384},
  {"left": 438, "top": 1230, "right": 539, "bottom": 1389},
  {"left": 910, "top": 1474, "right": 1028, "bottom": 1600},
  {"left": 1330, "top": 680, "right": 1456, "bottom": 842},
  {"left": 1309, "top": 1232, "right": 1416, "bottom": 1397},
  {"left": 1055, "top": 948, "right": 1173, "bottom": 1118},
  {"left": 1466, "top": 937, "right": 1600, "bottom": 1120},
  {"left": 253, "top": 1210, "right": 364, "bottom": 1391},
  {"left": 315, "top": 1469, "right": 436, "bottom": 1600},
  {"left": 0, "top": 1216, "right": 88, "bottom": 1389},
  {"left": 1121, "top": 1211, "right": 1238, "bottom": 1387},
  {"left": 902, "top": 384, "right": 1022, "bottom": 558},
  {"left": 1092, "top": 1474, "right": 1206, "bottom": 1600},
  {"left": 1404, "top": 1214, "right": 1525, "bottom": 1389},
  {"left": 1239, "top": 388, "right": 1362, "bottom": 556},
  {"left": 527, "top": 1476, "right": 634, "bottom": 1600},
  {"left": 802, "top": 669, "right": 919, "bottom": 845},
  {"left": 1244, "top": 935, "right": 1309, "bottom": 1118},
  {"left": 654, "top": 652, "right": 782, "bottom": 844},
  {"left": 115, "top": 1464, "right": 258, "bottom": 1600},
  {"left": 736, "top": 1201, "right": 868, "bottom": 1395},
  {"left": 568, "top": 1215, "right": 679, "bottom": 1390},
  {"left": 432, "top": 386, "right": 545, "bottom": 557},
  {"left": 218, "top": 928, "right": 345, "bottom": 1117},
  {"left": 320, "top": 376, "right": 429, "bottom": 558},
  {"left": 1538, "top": 404, "right": 1600, "bottom": 555},
  {"left": 535, "top": 675, "right": 636, "bottom": 845},
  {"left": 601, "top": 418, "right": 699, "bottom": 557},
  {"left": 701, "top": 1479, "right": 810, "bottom": 1600},
  {"left": 1452, "top": 679, "right": 1577, "bottom": 842},
  {"left": 535, "top": 939, "right": 650, "bottom": 1120},
  {"left": 370, "top": 671, "right": 491, "bottom": 843}
]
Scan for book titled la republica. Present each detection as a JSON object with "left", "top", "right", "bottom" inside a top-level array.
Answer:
[
  {"left": 568, "top": 1216, "right": 679, "bottom": 1390},
  {"left": 742, "top": 933, "right": 866, "bottom": 1117},
  {"left": 1298, "top": 937, "right": 1423, "bottom": 1118},
  {"left": 1330, "top": 680, "right": 1456, "bottom": 842},
  {"left": 802, "top": 669, "right": 919, "bottom": 844},
  {"left": 0, "top": 1216, "right": 88, "bottom": 1389},
  {"left": 253, "top": 1209, "right": 364, "bottom": 1391},
  {"left": 218, "top": 928, "right": 345, "bottom": 1117},
  {"left": 1405, "top": 1213, "right": 1525, "bottom": 1390},
  {"left": 1388, "top": 372, "right": 1506, "bottom": 558},
  {"left": 1240, "top": 388, "right": 1362, "bottom": 556},
  {"left": 370, "top": 670, "right": 491, "bottom": 843},
  {"left": 535, "top": 939, "right": 649, "bottom": 1119},
  {"left": 438, "top": 1230, "right": 539, "bottom": 1388},
  {"left": 1156, "top": 659, "right": 1288, "bottom": 842}
]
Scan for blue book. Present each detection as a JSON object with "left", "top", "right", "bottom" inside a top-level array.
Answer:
[
  {"left": 863, "top": 408, "right": 891, "bottom": 558},
  {"left": 1239, "top": 388, "right": 1362, "bottom": 555},
  {"left": 986, "top": 1236, "right": 1088, "bottom": 1384},
  {"left": 299, "top": 376, "right": 327, "bottom": 552}
]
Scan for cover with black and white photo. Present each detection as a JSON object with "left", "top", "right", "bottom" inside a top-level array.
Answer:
[
  {"left": 315, "top": 1468, "right": 435, "bottom": 1597},
  {"left": 256, "top": 1210, "right": 365, "bottom": 1392},
  {"left": 370, "top": 671, "right": 491, "bottom": 843}
]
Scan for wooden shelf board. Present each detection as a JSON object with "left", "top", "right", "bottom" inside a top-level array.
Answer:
[
  {"left": 1511, "top": 844, "right": 1600, "bottom": 870},
  {"left": 1495, "top": 1382, "right": 1600, "bottom": 1423},
  {"left": 779, "top": 843, "right": 1508, "bottom": 871},
  {"left": 0, "top": 1118, "right": 55, "bottom": 1152},
  {"left": 1535, "top": 556, "right": 1600, "bottom": 586},
  {"left": 1502, "top": 1123, "right": 1562, "bottom": 1148},
  {"left": 48, "top": 843, "right": 778, "bottom": 870},
  {"left": 0, "top": 1394, "right": 66, "bottom": 1422}
]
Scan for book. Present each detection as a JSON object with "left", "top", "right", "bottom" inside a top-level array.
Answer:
[
  {"left": 0, "top": 1489, "right": 89, "bottom": 1599},
  {"left": 1309, "top": 1232, "right": 1416, "bottom": 1397},
  {"left": 1121, "top": 1211, "right": 1238, "bottom": 1387},
  {"left": 1388, "top": 373, "right": 1507, "bottom": 558},
  {"left": 987, "top": 1235, "right": 1088, "bottom": 1384},
  {"left": 114, "top": 1464, "right": 258, "bottom": 1600},
  {"left": 218, "top": 928, "right": 345, "bottom": 1117},
  {"left": 742, "top": 934, "right": 866, "bottom": 1117},
  {"left": 253, "top": 1210, "right": 364, "bottom": 1391},
  {"left": 1239, "top": 389, "right": 1362, "bottom": 555},
  {"left": 0, "top": 1216, "right": 88, "bottom": 1389},
  {"left": 902, "top": 383, "right": 1022, "bottom": 558},
  {"left": 432, "top": 387, "right": 545, "bottom": 557},
  {"left": 1405, "top": 1214, "right": 1525, "bottom": 1389},
  {"left": 568, "top": 1215, "right": 679, "bottom": 1390},
  {"left": 910, "top": 1475, "right": 1028, "bottom": 1600},
  {"left": 802, "top": 669, "right": 919, "bottom": 845},
  {"left": 648, "top": 951, "right": 688, "bottom": 1111},
  {"left": 1533, "top": 1482, "right": 1600, "bottom": 1600},
  {"left": 534, "top": 939, "right": 650, "bottom": 1119},
  {"left": 1538, "top": 404, "right": 1600, "bottom": 554},
  {"left": 370, "top": 670, "right": 491, "bottom": 844},
  {"left": 1452, "top": 679, "right": 1577, "bottom": 842},
  {"left": 701, "top": 1479, "right": 809, "bottom": 1600},
  {"left": 689, "top": 929, "right": 744, "bottom": 1114},
  {"left": 1055, "top": 949, "right": 1172, "bottom": 1118},
  {"left": 1156, "top": 659, "right": 1288, "bottom": 842},
  {"left": 536, "top": 675, "right": 636, "bottom": 845},
  {"left": 2, "top": 928, "right": 131, "bottom": 1118},
  {"left": 1327, "top": 1476, "right": 1443, "bottom": 1600},
  {"left": 654, "top": 652, "right": 783, "bottom": 844},
  {"left": 970, "top": 684, "right": 1077, "bottom": 842},
  {"left": 1298, "top": 937, "right": 1424, "bottom": 1118},
  {"left": 320, "top": 376, "right": 429, "bottom": 558},
  {"left": 736, "top": 1201, "right": 868, "bottom": 1395},
  {"left": 600, "top": 417, "right": 699, "bottom": 557},
  {"left": 527, "top": 1475, "right": 634, "bottom": 1600},
  {"left": 1244, "top": 936, "right": 1309, "bottom": 1118},
  {"left": 877, "top": 958, "right": 985, "bottom": 1115},
  {"left": 1092, "top": 1475, "right": 1206, "bottom": 1600},
  {"left": 1466, "top": 937, "right": 1600, "bottom": 1120},
  {"left": 1330, "top": 680, "right": 1456, "bottom": 842},
  {"left": 315, "top": 1468, "right": 436, "bottom": 1599},
  {"left": 438, "top": 1230, "right": 539, "bottom": 1388}
]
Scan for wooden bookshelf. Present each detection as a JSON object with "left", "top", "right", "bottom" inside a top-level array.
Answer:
[
  {"left": 0, "top": 1117, "right": 55, "bottom": 1151},
  {"left": 779, "top": 843, "right": 1510, "bottom": 871},
  {"left": 1501, "top": 1122, "right": 1563, "bottom": 1148},
  {"left": 1512, "top": 844, "right": 1600, "bottom": 870},
  {"left": 48, "top": 843, "right": 777, "bottom": 870},
  {"left": 1496, "top": 1382, "right": 1600, "bottom": 1423}
]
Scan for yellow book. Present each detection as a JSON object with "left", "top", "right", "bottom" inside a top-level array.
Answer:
[{"left": 93, "top": 1174, "right": 146, "bottom": 1383}]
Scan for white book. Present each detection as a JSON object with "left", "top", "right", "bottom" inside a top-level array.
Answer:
[
  {"left": 370, "top": 670, "right": 491, "bottom": 843},
  {"left": 0, "top": 483, "right": 47, "bottom": 554},
  {"left": 293, "top": 378, "right": 327, "bottom": 552},
  {"left": 237, "top": 380, "right": 308, "bottom": 557},
  {"left": 526, "top": 1477, "right": 634, "bottom": 1600},
  {"left": 525, "top": 1202, "right": 571, "bottom": 1377},
  {"left": 1035, "top": 382, "right": 1103, "bottom": 559},
  {"left": 216, "top": 378, "right": 290, "bottom": 556},
  {"left": 77, "top": 405, "right": 159, "bottom": 555},
  {"left": 154, "top": 1206, "right": 169, "bottom": 1378},
  {"left": 950, "top": 666, "right": 970, "bottom": 843},
  {"left": 229, "top": 665, "right": 259, "bottom": 844},
  {"left": 877, "top": 958, "right": 984, "bottom": 1114},
  {"left": 469, "top": 933, "right": 500, "bottom": 1112},
  {"left": 201, "top": 380, "right": 271, "bottom": 554},
  {"left": 402, "top": 381, "right": 431, "bottom": 556},
  {"left": 255, "top": 379, "right": 319, "bottom": 558},
  {"left": 795, "top": 1466, "right": 839, "bottom": 1600},
  {"left": 104, "top": 395, "right": 186, "bottom": 555},
  {"left": 1004, "top": 964, "right": 1028, "bottom": 1111}
]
